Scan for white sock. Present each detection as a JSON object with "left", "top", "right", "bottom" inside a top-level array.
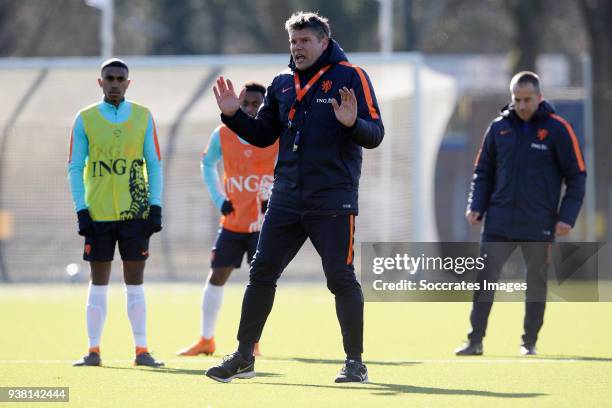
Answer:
[
  {"left": 126, "top": 284, "right": 147, "bottom": 348},
  {"left": 86, "top": 283, "right": 108, "bottom": 349},
  {"left": 202, "top": 282, "right": 224, "bottom": 339}
]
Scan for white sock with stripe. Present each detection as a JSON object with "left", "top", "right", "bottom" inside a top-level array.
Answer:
[
  {"left": 202, "top": 282, "right": 224, "bottom": 339},
  {"left": 126, "top": 284, "right": 147, "bottom": 348},
  {"left": 86, "top": 283, "right": 108, "bottom": 349}
]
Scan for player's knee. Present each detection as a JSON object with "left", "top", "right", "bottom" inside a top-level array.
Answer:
[
  {"left": 123, "top": 269, "right": 144, "bottom": 285},
  {"left": 208, "top": 275, "right": 226, "bottom": 286},
  {"left": 90, "top": 272, "right": 110, "bottom": 285},
  {"left": 248, "top": 257, "right": 283, "bottom": 286},
  {"left": 91, "top": 275, "right": 110, "bottom": 285},
  {"left": 209, "top": 268, "right": 232, "bottom": 286},
  {"left": 248, "top": 269, "right": 280, "bottom": 288},
  {"left": 248, "top": 272, "right": 278, "bottom": 288},
  {"left": 326, "top": 277, "right": 360, "bottom": 296}
]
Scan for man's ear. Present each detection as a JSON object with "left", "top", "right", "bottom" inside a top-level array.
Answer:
[
  {"left": 321, "top": 36, "right": 329, "bottom": 49},
  {"left": 97, "top": 77, "right": 103, "bottom": 88}
]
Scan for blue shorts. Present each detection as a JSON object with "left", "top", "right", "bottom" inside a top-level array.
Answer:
[
  {"left": 83, "top": 220, "right": 150, "bottom": 262},
  {"left": 211, "top": 228, "right": 259, "bottom": 268}
]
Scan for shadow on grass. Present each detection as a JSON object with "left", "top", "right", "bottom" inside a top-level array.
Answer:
[
  {"left": 102, "top": 365, "right": 283, "bottom": 378},
  {"left": 256, "top": 381, "right": 547, "bottom": 398},
  {"left": 265, "top": 356, "right": 421, "bottom": 367},
  {"left": 534, "top": 355, "right": 612, "bottom": 363}
]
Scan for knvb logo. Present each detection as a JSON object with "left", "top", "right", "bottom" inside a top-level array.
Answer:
[
  {"left": 225, "top": 174, "right": 274, "bottom": 194},
  {"left": 537, "top": 128, "right": 549, "bottom": 141},
  {"left": 90, "top": 158, "right": 127, "bottom": 177},
  {"left": 321, "top": 80, "right": 333, "bottom": 93}
]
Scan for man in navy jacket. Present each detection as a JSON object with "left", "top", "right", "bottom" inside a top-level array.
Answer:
[
  {"left": 206, "top": 11, "right": 383, "bottom": 383},
  {"left": 456, "top": 71, "right": 586, "bottom": 356}
]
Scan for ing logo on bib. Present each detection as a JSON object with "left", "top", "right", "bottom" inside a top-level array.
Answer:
[{"left": 225, "top": 175, "right": 274, "bottom": 194}]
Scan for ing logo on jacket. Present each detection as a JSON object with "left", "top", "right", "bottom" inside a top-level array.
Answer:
[{"left": 537, "top": 128, "right": 549, "bottom": 141}]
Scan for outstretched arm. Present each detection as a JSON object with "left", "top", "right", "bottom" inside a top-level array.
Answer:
[
  {"left": 467, "top": 125, "right": 496, "bottom": 221},
  {"left": 67, "top": 114, "right": 88, "bottom": 212},
  {"left": 553, "top": 117, "right": 586, "bottom": 233},
  {"left": 143, "top": 114, "right": 163, "bottom": 207},
  {"left": 215, "top": 76, "right": 282, "bottom": 148},
  {"left": 201, "top": 128, "right": 226, "bottom": 211},
  {"left": 213, "top": 76, "right": 244, "bottom": 117}
]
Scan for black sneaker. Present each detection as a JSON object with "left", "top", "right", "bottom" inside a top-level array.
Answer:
[
  {"left": 205, "top": 352, "right": 255, "bottom": 383},
  {"left": 135, "top": 351, "right": 164, "bottom": 367},
  {"left": 455, "top": 340, "right": 483, "bottom": 356},
  {"left": 520, "top": 344, "right": 537, "bottom": 355},
  {"left": 334, "top": 360, "right": 369, "bottom": 383},
  {"left": 73, "top": 351, "right": 101, "bottom": 367}
]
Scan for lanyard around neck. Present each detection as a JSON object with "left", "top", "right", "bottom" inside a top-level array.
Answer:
[{"left": 288, "top": 64, "right": 332, "bottom": 123}]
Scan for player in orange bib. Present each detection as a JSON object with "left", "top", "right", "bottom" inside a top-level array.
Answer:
[{"left": 177, "top": 82, "right": 278, "bottom": 357}]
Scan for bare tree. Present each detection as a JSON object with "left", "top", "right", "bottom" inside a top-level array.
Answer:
[
  {"left": 504, "top": 0, "right": 545, "bottom": 73},
  {"left": 151, "top": 0, "right": 197, "bottom": 54}
]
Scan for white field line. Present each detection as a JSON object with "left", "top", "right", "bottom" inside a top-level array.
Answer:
[{"left": 0, "top": 358, "right": 607, "bottom": 365}]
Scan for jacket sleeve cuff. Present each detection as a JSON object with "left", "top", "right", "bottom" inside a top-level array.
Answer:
[
  {"left": 342, "top": 117, "right": 360, "bottom": 135},
  {"left": 557, "top": 216, "right": 576, "bottom": 227},
  {"left": 220, "top": 110, "right": 241, "bottom": 125}
]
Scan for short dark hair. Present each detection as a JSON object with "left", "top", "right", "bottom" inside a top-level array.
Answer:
[
  {"left": 100, "top": 58, "right": 129, "bottom": 75},
  {"left": 510, "top": 71, "right": 541, "bottom": 94},
  {"left": 285, "top": 11, "right": 331, "bottom": 40},
  {"left": 244, "top": 81, "right": 266, "bottom": 97}
]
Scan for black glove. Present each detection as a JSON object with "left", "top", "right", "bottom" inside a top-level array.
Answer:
[
  {"left": 147, "top": 205, "right": 163, "bottom": 237},
  {"left": 221, "top": 200, "right": 234, "bottom": 216},
  {"left": 77, "top": 209, "right": 94, "bottom": 237},
  {"left": 261, "top": 200, "right": 268, "bottom": 214}
]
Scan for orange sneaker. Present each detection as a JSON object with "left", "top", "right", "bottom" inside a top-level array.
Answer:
[
  {"left": 253, "top": 342, "right": 261, "bottom": 357},
  {"left": 176, "top": 337, "right": 216, "bottom": 356}
]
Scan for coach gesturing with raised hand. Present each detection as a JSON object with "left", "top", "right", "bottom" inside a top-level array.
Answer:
[
  {"left": 206, "top": 11, "right": 384, "bottom": 384},
  {"left": 214, "top": 79, "right": 364, "bottom": 136}
]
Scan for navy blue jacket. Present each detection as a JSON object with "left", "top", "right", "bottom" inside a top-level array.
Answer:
[
  {"left": 468, "top": 101, "right": 586, "bottom": 241},
  {"left": 221, "top": 39, "right": 384, "bottom": 215}
]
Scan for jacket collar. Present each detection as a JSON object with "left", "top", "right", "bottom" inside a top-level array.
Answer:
[
  {"left": 501, "top": 100, "right": 556, "bottom": 123},
  {"left": 102, "top": 98, "right": 127, "bottom": 111}
]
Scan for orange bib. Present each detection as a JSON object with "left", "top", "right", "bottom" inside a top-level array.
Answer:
[{"left": 219, "top": 126, "right": 278, "bottom": 233}]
